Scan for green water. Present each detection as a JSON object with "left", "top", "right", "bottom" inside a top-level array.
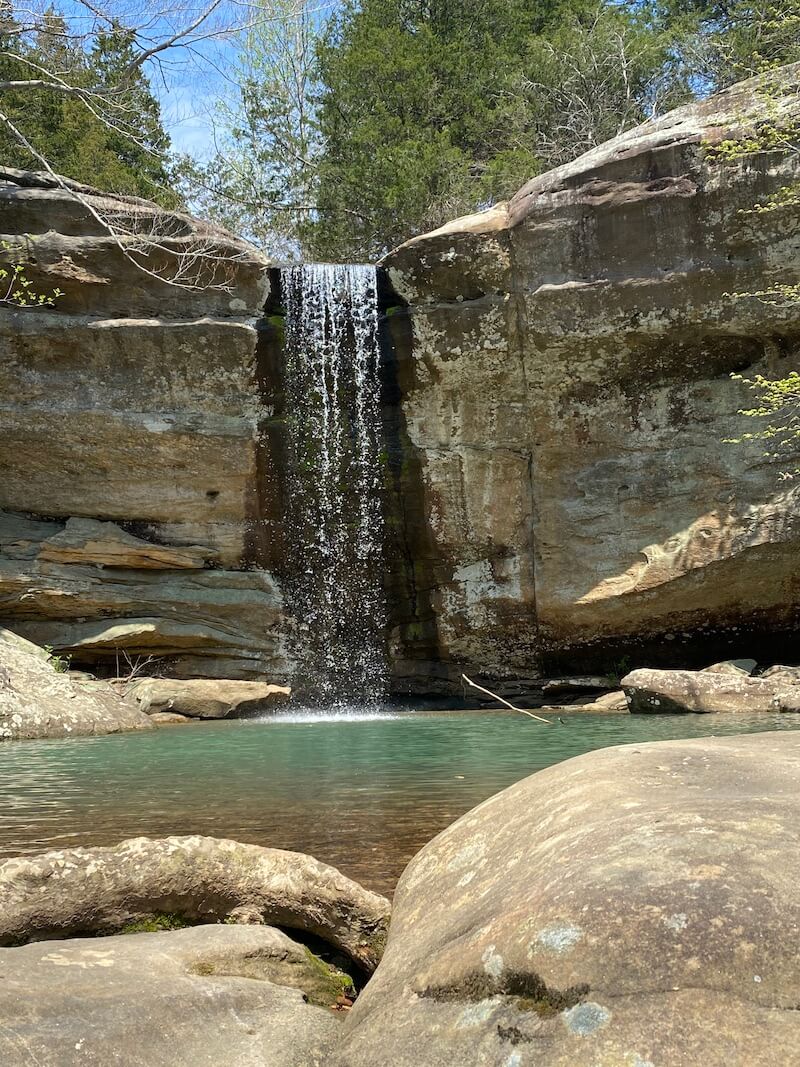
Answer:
[{"left": 1, "top": 709, "right": 798, "bottom": 895}]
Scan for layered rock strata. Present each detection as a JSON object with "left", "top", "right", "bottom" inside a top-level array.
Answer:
[
  {"left": 0, "top": 170, "right": 288, "bottom": 680},
  {"left": 382, "top": 65, "right": 800, "bottom": 685}
]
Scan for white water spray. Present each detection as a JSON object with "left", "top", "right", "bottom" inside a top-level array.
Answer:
[{"left": 282, "top": 264, "right": 387, "bottom": 706}]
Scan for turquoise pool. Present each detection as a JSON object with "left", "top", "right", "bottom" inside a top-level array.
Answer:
[{"left": 1, "top": 709, "right": 797, "bottom": 894}]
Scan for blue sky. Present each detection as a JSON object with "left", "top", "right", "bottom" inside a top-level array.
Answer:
[
  {"left": 142, "top": 0, "right": 339, "bottom": 159},
  {"left": 48, "top": 0, "right": 336, "bottom": 159}
]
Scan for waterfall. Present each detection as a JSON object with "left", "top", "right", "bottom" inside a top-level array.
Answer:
[{"left": 281, "top": 264, "right": 387, "bottom": 706}]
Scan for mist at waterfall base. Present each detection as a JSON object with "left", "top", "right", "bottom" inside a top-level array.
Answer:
[{"left": 281, "top": 264, "right": 388, "bottom": 714}]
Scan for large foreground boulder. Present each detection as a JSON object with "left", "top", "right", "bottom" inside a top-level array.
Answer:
[
  {"left": 336, "top": 732, "right": 800, "bottom": 1065},
  {"left": 129, "top": 676, "right": 291, "bottom": 718},
  {"left": 0, "top": 925, "right": 339, "bottom": 1066},
  {"left": 622, "top": 666, "right": 799, "bottom": 713},
  {"left": 0, "top": 627, "right": 151, "bottom": 740},
  {"left": 0, "top": 835, "right": 389, "bottom": 972}
]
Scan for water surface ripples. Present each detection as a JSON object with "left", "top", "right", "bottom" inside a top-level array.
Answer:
[{"left": 1, "top": 709, "right": 797, "bottom": 894}]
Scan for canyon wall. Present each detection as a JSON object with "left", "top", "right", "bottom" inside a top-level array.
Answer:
[
  {"left": 0, "top": 169, "right": 289, "bottom": 679},
  {"left": 1, "top": 65, "right": 799, "bottom": 693},
  {"left": 383, "top": 65, "right": 800, "bottom": 686}
]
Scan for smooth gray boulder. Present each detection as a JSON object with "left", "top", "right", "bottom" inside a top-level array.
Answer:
[
  {"left": 0, "top": 835, "right": 390, "bottom": 972},
  {"left": 701, "top": 658, "right": 757, "bottom": 676},
  {"left": 0, "top": 925, "right": 339, "bottom": 1066},
  {"left": 621, "top": 666, "right": 793, "bottom": 713},
  {"left": 335, "top": 732, "right": 800, "bottom": 1065},
  {"left": 0, "top": 627, "right": 152, "bottom": 740}
]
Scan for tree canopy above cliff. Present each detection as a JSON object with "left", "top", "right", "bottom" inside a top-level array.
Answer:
[
  {"left": 0, "top": 6, "right": 177, "bottom": 203},
  {"left": 2, "top": 0, "right": 798, "bottom": 260},
  {"left": 193, "top": 0, "right": 799, "bottom": 260},
  {"left": 304, "top": 0, "right": 686, "bottom": 259}
]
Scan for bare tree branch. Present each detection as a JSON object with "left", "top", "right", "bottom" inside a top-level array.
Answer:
[{"left": 0, "top": 0, "right": 294, "bottom": 288}]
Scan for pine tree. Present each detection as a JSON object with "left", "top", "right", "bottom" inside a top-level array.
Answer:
[
  {"left": 305, "top": 0, "right": 686, "bottom": 260},
  {"left": 0, "top": 9, "right": 177, "bottom": 205}
]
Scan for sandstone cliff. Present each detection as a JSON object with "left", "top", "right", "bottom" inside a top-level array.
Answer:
[
  {"left": 0, "top": 169, "right": 288, "bottom": 679},
  {"left": 382, "top": 64, "right": 800, "bottom": 683},
  {"left": 2, "top": 66, "right": 799, "bottom": 692}
]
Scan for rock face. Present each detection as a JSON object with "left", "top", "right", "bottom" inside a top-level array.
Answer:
[
  {"left": 129, "top": 677, "right": 291, "bottom": 718},
  {"left": 0, "top": 510, "right": 288, "bottom": 680},
  {"left": 622, "top": 666, "right": 800, "bottom": 713},
  {"left": 0, "top": 169, "right": 289, "bottom": 681},
  {"left": 336, "top": 732, "right": 800, "bottom": 1065},
  {"left": 0, "top": 627, "right": 151, "bottom": 740},
  {"left": 0, "top": 835, "right": 390, "bottom": 971},
  {"left": 40, "top": 516, "right": 213, "bottom": 568},
  {"left": 0, "top": 925, "right": 339, "bottom": 1066},
  {"left": 382, "top": 64, "right": 800, "bottom": 687},
  {"left": 3, "top": 68, "right": 800, "bottom": 693}
]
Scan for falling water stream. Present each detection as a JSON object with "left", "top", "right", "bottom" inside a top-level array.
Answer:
[{"left": 281, "top": 264, "right": 387, "bottom": 706}]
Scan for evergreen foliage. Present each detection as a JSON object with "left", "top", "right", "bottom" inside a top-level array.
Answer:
[
  {"left": 306, "top": 0, "right": 689, "bottom": 259},
  {"left": 0, "top": 9, "right": 176, "bottom": 205}
]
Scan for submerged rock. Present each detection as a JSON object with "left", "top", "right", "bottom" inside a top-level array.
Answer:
[
  {"left": 543, "top": 689, "right": 628, "bottom": 714},
  {"left": 129, "top": 677, "right": 291, "bottom": 719},
  {"left": 621, "top": 666, "right": 798, "bottom": 713},
  {"left": 335, "top": 732, "right": 800, "bottom": 1065},
  {"left": 0, "top": 627, "right": 152, "bottom": 740},
  {"left": 0, "top": 835, "right": 390, "bottom": 972},
  {"left": 0, "top": 925, "right": 339, "bottom": 1066}
]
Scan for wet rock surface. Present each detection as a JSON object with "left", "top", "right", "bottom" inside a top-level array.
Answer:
[
  {"left": 0, "top": 925, "right": 340, "bottom": 1067},
  {"left": 335, "top": 731, "right": 800, "bottom": 1065},
  {"left": 0, "top": 627, "right": 151, "bottom": 740}
]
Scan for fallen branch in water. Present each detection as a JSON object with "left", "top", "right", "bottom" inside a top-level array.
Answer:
[{"left": 461, "top": 674, "right": 553, "bottom": 725}]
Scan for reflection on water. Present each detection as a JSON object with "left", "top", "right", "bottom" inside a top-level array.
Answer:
[{"left": 0, "top": 710, "right": 798, "bottom": 896}]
